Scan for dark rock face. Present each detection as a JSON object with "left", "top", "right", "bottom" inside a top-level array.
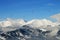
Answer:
[
  {"left": 0, "top": 25, "right": 60, "bottom": 40},
  {"left": 57, "top": 30, "right": 60, "bottom": 35}
]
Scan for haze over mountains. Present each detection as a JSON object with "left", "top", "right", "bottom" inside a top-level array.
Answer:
[{"left": 0, "top": 13, "right": 60, "bottom": 40}]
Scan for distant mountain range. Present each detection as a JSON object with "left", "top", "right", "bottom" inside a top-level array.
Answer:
[{"left": 0, "top": 18, "right": 60, "bottom": 40}]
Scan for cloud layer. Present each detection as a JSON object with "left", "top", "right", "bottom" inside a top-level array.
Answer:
[
  {"left": 0, "top": 18, "right": 26, "bottom": 27},
  {"left": 0, "top": 13, "right": 60, "bottom": 28},
  {"left": 51, "top": 13, "right": 60, "bottom": 22}
]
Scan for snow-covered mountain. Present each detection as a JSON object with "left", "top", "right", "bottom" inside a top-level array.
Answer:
[
  {"left": 0, "top": 18, "right": 60, "bottom": 40},
  {"left": 0, "top": 25, "right": 60, "bottom": 40}
]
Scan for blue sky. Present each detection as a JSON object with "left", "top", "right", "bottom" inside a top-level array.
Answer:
[{"left": 0, "top": 0, "right": 60, "bottom": 20}]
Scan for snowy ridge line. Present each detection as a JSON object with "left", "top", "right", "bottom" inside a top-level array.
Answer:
[{"left": 0, "top": 18, "right": 59, "bottom": 28}]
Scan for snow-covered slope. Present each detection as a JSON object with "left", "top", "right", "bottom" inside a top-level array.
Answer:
[
  {"left": 25, "top": 19, "right": 58, "bottom": 28},
  {"left": 0, "top": 25, "right": 60, "bottom": 40}
]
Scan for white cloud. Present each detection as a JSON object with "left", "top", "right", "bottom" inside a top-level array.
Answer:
[
  {"left": 0, "top": 18, "right": 26, "bottom": 27},
  {"left": 47, "top": 3, "right": 55, "bottom": 6},
  {"left": 51, "top": 13, "right": 60, "bottom": 22},
  {"left": 0, "top": 17, "right": 59, "bottom": 28}
]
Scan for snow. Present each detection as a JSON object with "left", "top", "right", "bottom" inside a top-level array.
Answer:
[
  {"left": 25, "top": 19, "right": 58, "bottom": 28},
  {"left": 0, "top": 18, "right": 59, "bottom": 29}
]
